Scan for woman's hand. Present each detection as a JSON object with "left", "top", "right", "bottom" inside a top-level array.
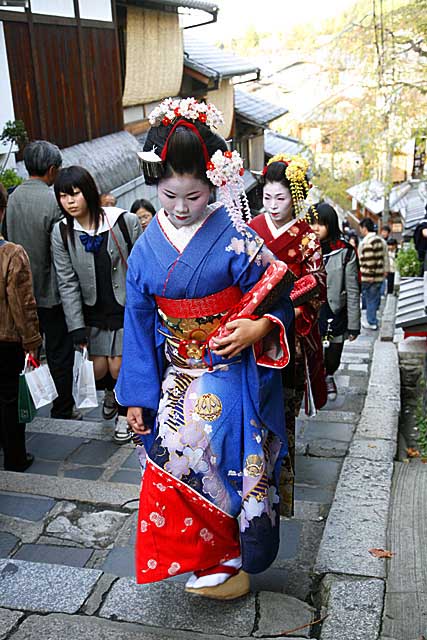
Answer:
[
  {"left": 348, "top": 334, "right": 357, "bottom": 342},
  {"left": 127, "top": 407, "right": 151, "bottom": 435},
  {"left": 211, "top": 317, "right": 274, "bottom": 359}
]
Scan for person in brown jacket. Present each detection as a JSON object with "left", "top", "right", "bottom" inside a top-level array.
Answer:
[{"left": 0, "top": 183, "right": 42, "bottom": 471}]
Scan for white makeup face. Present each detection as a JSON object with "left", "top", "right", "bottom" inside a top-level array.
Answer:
[
  {"left": 157, "top": 174, "right": 211, "bottom": 229},
  {"left": 59, "top": 187, "right": 89, "bottom": 220},
  {"left": 263, "top": 181, "right": 293, "bottom": 229},
  {"left": 311, "top": 221, "right": 329, "bottom": 241}
]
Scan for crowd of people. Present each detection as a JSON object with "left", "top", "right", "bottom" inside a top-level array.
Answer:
[{"left": 0, "top": 96, "right": 400, "bottom": 599}]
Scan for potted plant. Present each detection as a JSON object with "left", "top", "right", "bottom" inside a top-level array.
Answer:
[
  {"left": 0, "top": 120, "right": 28, "bottom": 192},
  {"left": 395, "top": 241, "right": 421, "bottom": 277}
]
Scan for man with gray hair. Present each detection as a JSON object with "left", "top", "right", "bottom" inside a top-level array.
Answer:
[{"left": 5, "top": 140, "right": 76, "bottom": 419}]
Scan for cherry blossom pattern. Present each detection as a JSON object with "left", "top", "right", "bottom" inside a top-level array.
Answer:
[
  {"left": 199, "top": 527, "right": 214, "bottom": 543},
  {"left": 181, "top": 516, "right": 194, "bottom": 533},
  {"left": 225, "top": 234, "right": 271, "bottom": 267},
  {"left": 164, "top": 451, "right": 191, "bottom": 479},
  {"left": 168, "top": 562, "right": 181, "bottom": 576},
  {"left": 140, "top": 520, "right": 148, "bottom": 533},
  {"left": 141, "top": 558, "right": 158, "bottom": 574},
  {"left": 149, "top": 511, "right": 166, "bottom": 528}
]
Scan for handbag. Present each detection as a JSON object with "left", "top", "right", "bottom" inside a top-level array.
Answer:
[
  {"left": 73, "top": 347, "right": 98, "bottom": 409},
  {"left": 18, "top": 358, "right": 37, "bottom": 423},
  {"left": 24, "top": 355, "right": 58, "bottom": 410},
  {"left": 290, "top": 274, "right": 320, "bottom": 307},
  {"left": 208, "top": 260, "right": 296, "bottom": 347}
]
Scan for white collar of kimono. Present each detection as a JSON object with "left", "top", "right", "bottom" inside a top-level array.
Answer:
[
  {"left": 264, "top": 210, "right": 306, "bottom": 239},
  {"left": 71, "top": 207, "right": 125, "bottom": 235},
  {"left": 158, "top": 203, "right": 220, "bottom": 252}
]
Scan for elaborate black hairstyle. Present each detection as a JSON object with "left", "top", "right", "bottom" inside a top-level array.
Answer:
[
  {"left": 262, "top": 161, "right": 310, "bottom": 201},
  {"left": 313, "top": 202, "right": 341, "bottom": 241},
  {"left": 54, "top": 165, "right": 102, "bottom": 241},
  {"left": 142, "top": 118, "right": 227, "bottom": 186}
]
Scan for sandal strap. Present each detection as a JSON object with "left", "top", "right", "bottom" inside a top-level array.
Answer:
[{"left": 195, "top": 565, "right": 239, "bottom": 579}]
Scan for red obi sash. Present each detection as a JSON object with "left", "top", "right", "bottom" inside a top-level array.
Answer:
[{"left": 155, "top": 285, "right": 242, "bottom": 319}]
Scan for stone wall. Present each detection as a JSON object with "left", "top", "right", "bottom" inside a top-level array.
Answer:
[{"left": 397, "top": 334, "right": 427, "bottom": 453}]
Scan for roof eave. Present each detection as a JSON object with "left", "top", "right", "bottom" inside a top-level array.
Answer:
[
  {"left": 124, "top": 0, "right": 219, "bottom": 18},
  {"left": 235, "top": 110, "right": 288, "bottom": 129}
]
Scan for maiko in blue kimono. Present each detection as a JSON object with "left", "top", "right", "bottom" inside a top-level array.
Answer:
[{"left": 115, "top": 97, "right": 294, "bottom": 600}]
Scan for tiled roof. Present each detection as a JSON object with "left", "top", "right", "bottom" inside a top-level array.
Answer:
[
  {"left": 234, "top": 89, "right": 288, "bottom": 127},
  {"left": 242, "top": 168, "right": 257, "bottom": 192},
  {"left": 264, "top": 129, "right": 310, "bottom": 159},
  {"left": 346, "top": 179, "right": 412, "bottom": 216},
  {"left": 183, "top": 34, "right": 260, "bottom": 80},
  {"left": 394, "top": 183, "right": 427, "bottom": 237},
  {"left": 395, "top": 275, "right": 427, "bottom": 331},
  {"left": 18, "top": 132, "right": 141, "bottom": 195}
]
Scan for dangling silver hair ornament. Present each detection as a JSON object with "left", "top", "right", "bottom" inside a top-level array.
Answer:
[
  {"left": 206, "top": 150, "right": 252, "bottom": 232},
  {"left": 137, "top": 147, "right": 164, "bottom": 181}
]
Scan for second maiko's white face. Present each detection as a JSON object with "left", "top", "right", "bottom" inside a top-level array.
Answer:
[
  {"left": 263, "top": 181, "right": 293, "bottom": 229},
  {"left": 158, "top": 174, "right": 211, "bottom": 229}
]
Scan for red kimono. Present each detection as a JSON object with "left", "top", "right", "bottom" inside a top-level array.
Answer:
[{"left": 250, "top": 213, "right": 327, "bottom": 515}]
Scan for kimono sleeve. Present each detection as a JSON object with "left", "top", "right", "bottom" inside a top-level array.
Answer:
[
  {"left": 227, "top": 229, "right": 294, "bottom": 369},
  {"left": 115, "top": 256, "right": 165, "bottom": 410},
  {"left": 294, "top": 233, "right": 326, "bottom": 336}
]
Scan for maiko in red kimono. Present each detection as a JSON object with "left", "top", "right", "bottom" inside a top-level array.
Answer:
[{"left": 250, "top": 212, "right": 327, "bottom": 515}]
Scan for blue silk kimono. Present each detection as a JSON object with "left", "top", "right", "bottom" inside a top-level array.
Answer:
[{"left": 116, "top": 204, "right": 294, "bottom": 584}]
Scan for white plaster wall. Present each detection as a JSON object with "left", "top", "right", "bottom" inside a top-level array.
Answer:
[
  {"left": 78, "top": 0, "right": 112, "bottom": 22},
  {"left": 0, "top": 20, "right": 17, "bottom": 166},
  {"left": 0, "top": 6, "right": 25, "bottom": 13},
  {"left": 30, "top": 0, "right": 74, "bottom": 18}
]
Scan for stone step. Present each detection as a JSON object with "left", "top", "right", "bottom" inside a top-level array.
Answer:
[
  {"left": 0, "top": 611, "right": 307, "bottom": 640},
  {"left": 0, "top": 558, "right": 314, "bottom": 639}
]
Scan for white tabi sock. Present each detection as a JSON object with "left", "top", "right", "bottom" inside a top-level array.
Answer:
[{"left": 185, "top": 556, "right": 242, "bottom": 589}]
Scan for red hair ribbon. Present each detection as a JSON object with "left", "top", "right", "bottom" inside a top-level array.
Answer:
[{"left": 160, "top": 119, "right": 210, "bottom": 166}]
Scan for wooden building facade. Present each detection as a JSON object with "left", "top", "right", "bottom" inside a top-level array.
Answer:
[{"left": 0, "top": 1, "right": 123, "bottom": 152}]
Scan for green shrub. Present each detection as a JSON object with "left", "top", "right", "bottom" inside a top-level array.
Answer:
[
  {"left": 395, "top": 242, "right": 421, "bottom": 277},
  {"left": 0, "top": 168, "right": 23, "bottom": 190}
]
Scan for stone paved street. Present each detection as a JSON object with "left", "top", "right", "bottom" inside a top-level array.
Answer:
[{"left": 0, "top": 332, "right": 377, "bottom": 638}]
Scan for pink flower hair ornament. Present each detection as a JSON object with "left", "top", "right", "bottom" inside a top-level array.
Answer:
[{"left": 139, "top": 97, "right": 252, "bottom": 231}]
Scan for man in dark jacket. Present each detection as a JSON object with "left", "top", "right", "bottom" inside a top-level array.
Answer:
[{"left": 5, "top": 141, "right": 76, "bottom": 419}]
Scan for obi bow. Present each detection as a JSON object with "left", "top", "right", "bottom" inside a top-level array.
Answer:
[{"left": 79, "top": 233, "right": 103, "bottom": 254}]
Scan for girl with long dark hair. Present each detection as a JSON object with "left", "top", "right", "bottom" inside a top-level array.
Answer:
[
  {"left": 311, "top": 202, "right": 361, "bottom": 399},
  {"left": 52, "top": 166, "right": 141, "bottom": 443}
]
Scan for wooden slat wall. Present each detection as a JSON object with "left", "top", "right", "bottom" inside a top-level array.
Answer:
[
  {"left": 3, "top": 22, "right": 41, "bottom": 143},
  {"left": 82, "top": 27, "right": 123, "bottom": 139},
  {"left": 34, "top": 24, "right": 87, "bottom": 147},
  {"left": 3, "top": 20, "right": 123, "bottom": 149}
]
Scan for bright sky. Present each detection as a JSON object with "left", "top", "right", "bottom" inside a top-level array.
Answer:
[{"left": 198, "top": 0, "right": 357, "bottom": 39}]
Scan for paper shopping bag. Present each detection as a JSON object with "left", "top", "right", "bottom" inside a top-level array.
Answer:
[
  {"left": 18, "top": 373, "right": 37, "bottom": 423},
  {"left": 24, "top": 357, "right": 58, "bottom": 410},
  {"left": 73, "top": 347, "right": 98, "bottom": 409}
]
